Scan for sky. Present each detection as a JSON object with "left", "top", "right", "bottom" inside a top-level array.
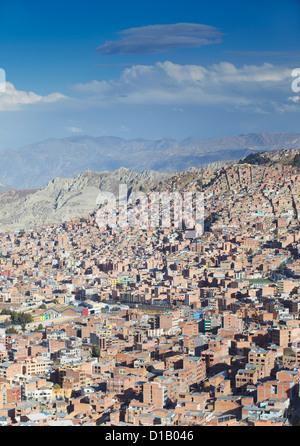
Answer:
[{"left": 0, "top": 0, "right": 299, "bottom": 149}]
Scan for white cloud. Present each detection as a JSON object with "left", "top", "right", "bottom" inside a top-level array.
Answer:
[
  {"left": 0, "top": 82, "right": 65, "bottom": 111},
  {"left": 71, "top": 61, "right": 294, "bottom": 112},
  {"left": 4, "top": 62, "right": 293, "bottom": 116},
  {"left": 65, "top": 126, "right": 83, "bottom": 133},
  {"left": 116, "top": 124, "right": 130, "bottom": 133},
  {"left": 288, "top": 95, "right": 300, "bottom": 103}
]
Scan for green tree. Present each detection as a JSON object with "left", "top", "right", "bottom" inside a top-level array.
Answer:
[
  {"left": 91, "top": 345, "right": 100, "bottom": 358},
  {"left": 292, "top": 153, "right": 300, "bottom": 168},
  {"left": 240, "top": 152, "right": 271, "bottom": 165},
  {"left": 196, "top": 179, "right": 203, "bottom": 191},
  {"left": 5, "top": 327, "right": 18, "bottom": 334},
  {"left": 10, "top": 311, "right": 18, "bottom": 324},
  {"left": 4, "top": 310, "right": 33, "bottom": 326},
  {"left": 1, "top": 309, "right": 11, "bottom": 315}
]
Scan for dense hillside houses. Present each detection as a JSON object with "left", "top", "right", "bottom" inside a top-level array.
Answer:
[{"left": 0, "top": 149, "right": 299, "bottom": 425}]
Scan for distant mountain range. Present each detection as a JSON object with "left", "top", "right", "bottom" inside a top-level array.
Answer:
[{"left": 1, "top": 131, "right": 300, "bottom": 189}]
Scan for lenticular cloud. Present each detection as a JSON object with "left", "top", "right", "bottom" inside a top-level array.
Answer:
[{"left": 96, "top": 23, "right": 223, "bottom": 55}]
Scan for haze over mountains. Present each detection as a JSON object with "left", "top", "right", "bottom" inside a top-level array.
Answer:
[
  {"left": 1, "top": 131, "right": 300, "bottom": 190},
  {"left": 0, "top": 131, "right": 299, "bottom": 232}
]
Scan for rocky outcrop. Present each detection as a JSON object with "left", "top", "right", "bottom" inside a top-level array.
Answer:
[{"left": 0, "top": 168, "right": 168, "bottom": 232}]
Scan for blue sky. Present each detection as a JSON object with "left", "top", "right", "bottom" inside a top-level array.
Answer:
[{"left": 0, "top": 0, "right": 299, "bottom": 148}]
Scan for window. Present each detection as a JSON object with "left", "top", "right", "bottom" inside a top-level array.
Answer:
[{"left": 271, "top": 384, "right": 277, "bottom": 395}]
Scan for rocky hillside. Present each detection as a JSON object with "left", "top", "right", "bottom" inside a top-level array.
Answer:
[
  {"left": 0, "top": 148, "right": 299, "bottom": 233},
  {"left": 0, "top": 168, "right": 168, "bottom": 232}
]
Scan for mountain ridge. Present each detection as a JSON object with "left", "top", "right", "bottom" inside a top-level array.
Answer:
[
  {"left": 1, "top": 131, "right": 300, "bottom": 189},
  {"left": 0, "top": 147, "right": 299, "bottom": 233}
]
